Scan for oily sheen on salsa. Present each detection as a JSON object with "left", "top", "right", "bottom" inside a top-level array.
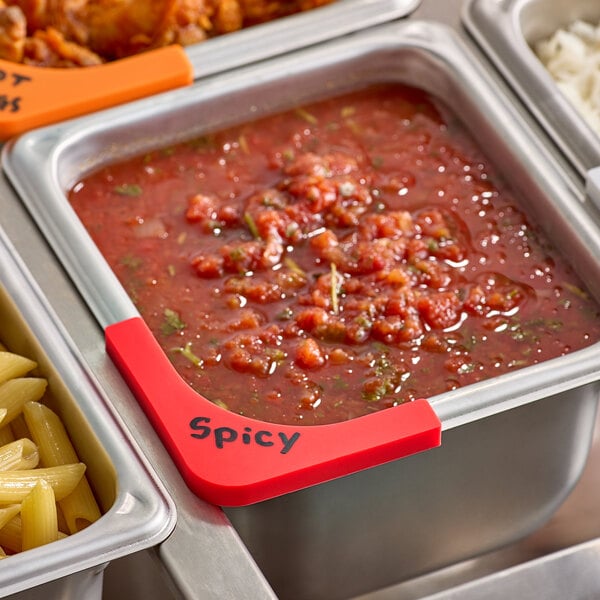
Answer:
[{"left": 70, "top": 84, "right": 600, "bottom": 426}]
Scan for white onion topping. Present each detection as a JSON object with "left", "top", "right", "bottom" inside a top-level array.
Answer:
[{"left": 535, "top": 19, "right": 600, "bottom": 133}]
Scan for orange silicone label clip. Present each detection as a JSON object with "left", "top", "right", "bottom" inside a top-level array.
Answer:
[{"left": 0, "top": 45, "right": 193, "bottom": 140}]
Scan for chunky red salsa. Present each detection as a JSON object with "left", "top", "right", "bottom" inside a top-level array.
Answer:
[{"left": 69, "top": 84, "right": 600, "bottom": 425}]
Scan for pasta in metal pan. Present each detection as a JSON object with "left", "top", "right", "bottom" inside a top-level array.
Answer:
[{"left": 0, "top": 348, "right": 102, "bottom": 555}]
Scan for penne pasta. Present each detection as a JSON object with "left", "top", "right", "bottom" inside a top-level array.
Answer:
[
  {"left": 0, "top": 515, "right": 67, "bottom": 554},
  {"left": 0, "top": 515, "right": 22, "bottom": 553},
  {"left": 0, "top": 439, "right": 39, "bottom": 472},
  {"left": 0, "top": 352, "right": 37, "bottom": 386},
  {"left": 23, "top": 402, "right": 101, "bottom": 533},
  {"left": 0, "top": 505, "right": 21, "bottom": 531},
  {"left": 0, "top": 463, "right": 86, "bottom": 503},
  {"left": 0, "top": 425, "right": 15, "bottom": 446},
  {"left": 0, "top": 379, "right": 47, "bottom": 426},
  {"left": 10, "top": 414, "right": 30, "bottom": 441},
  {"left": 0, "top": 343, "right": 106, "bottom": 555},
  {"left": 22, "top": 403, "right": 78, "bottom": 465},
  {"left": 21, "top": 480, "right": 58, "bottom": 550},
  {"left": 56, "top": 504, "right": 69, "bottom": 535}
]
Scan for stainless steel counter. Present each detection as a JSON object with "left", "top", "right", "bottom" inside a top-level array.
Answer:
[{"left": 1, "top": 1, "right": 599, "bottom": 599}]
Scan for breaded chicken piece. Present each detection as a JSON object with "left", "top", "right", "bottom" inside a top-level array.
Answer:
[
  {"left": 0, "top": 3, "right": 26, "bottom": 62},
  {"left": 0, "top": 0, "right": 335, "bottom": 66}
]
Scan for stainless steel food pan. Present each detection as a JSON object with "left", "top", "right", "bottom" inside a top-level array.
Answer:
[
  {"left": 419, "top": 536, "right": 600, "bottom": 600},
  {"left": 3, "top": 19, "right": 600, "bottom": 599},
  {"left": 0, "top": 228, "right": 176, "bottom": 597},
  {"left": 462, "top": 0, "right": 600, "bottom": 180}
]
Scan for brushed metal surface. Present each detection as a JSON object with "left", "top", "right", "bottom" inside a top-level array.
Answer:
[{"left": 356, "top": 410, "right": 600, "bottom": 600}]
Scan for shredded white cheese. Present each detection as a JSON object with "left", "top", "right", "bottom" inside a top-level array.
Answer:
[{"left": 535, "top": 19, "right": 600, "bottom": 133}]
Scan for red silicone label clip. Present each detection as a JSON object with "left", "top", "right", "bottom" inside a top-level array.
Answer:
[
  {"left": 106, "top": 317, "right": 441, "bottom": 506},
  {"left": 0, "top": 46, "right": 193, "bottom": 139}
]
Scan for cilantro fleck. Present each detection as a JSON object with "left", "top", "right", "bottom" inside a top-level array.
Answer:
[
  {"left": 564, "top": 283, "right": 589, "bottom": 300},
  {"left": 171, "top": 341, "right": 202, "bottom": 367},
  {"left": 114, "top": 183, "right": 142, "bottom": 197},
  {"left": 295, "top": 107, "right": 318, "bottom": 125},
  {"left": 276, "top": 307, "right": 294, "bottom": 321},
  {"left": 371, "top": 156, "right": 384, "bottom": 169},
  {"left": 121, "top": 254, "right": 142, "bottom": 269},
  {"left": 161, "top": 308, "right": 186, "bottom": 336},
  {"left": 243, "top": 212, "right": 261, "bottom": 240}
]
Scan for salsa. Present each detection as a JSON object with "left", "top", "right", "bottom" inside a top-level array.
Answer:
[{"left": 69, "top": 84, "right": 600, "bottom": 426}]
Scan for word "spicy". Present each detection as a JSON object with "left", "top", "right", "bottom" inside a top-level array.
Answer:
[{"left": 189, "top": 417, "right": 300, "bottom": 455}]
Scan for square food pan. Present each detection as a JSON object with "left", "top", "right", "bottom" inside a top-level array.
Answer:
[
  {"left": 4, "top": 19, "right": 600, "bottom": 599},
  {"left": 462, "top": 0, "right": 600, "bottom": 207},
  {"left": 0, "top": 228, "right": 176, "bottom": 597},
  {"left": 0, "top": 0, "right": 420, "bottom": 140}
]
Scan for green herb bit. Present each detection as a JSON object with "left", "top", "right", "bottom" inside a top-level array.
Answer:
[
  {"left": 427, "top": 239, "right": 439, "bottom": 252},
  {"left": 520, "top": 317, "right": 562, "bottom": 332},
  {"left": 559, "top": 298, "right": 572, "bottom": 309},
  {"left": 354, "top": 314, "right": 372, "bottom": 329},
  {"left": 564, "top": 283, "right": 589, "bottom": 300},
  {"left": 346, "top": 119, "right": 362, "bottom": 135},
  {"left": 508, "top": 358, "right": 529, "bottom": 368},
  {"left": 330, "top": 262, "right": 340, "bottom": 315},
  {"left": 295, "top": 107, "right": 318, "bottom": 125},
  {"left": 161, "top": 308, "right": 186, "bottom": 336},
  {"left": 238, "top": 134, "right": 250, "bottom": 154},
  {"left": 229, "top": 247, "right": 246, "bottom": 262},
  {"left": 114, "top": 183, "right": 142, "bottom": 197},
  {"left": 282, "top": 148, "right": 295, "bottom": 161},
  {"left": 188, "top": 135, "right": 216, "bottom": 151},
  {"left": 276, "top": 307, "right": 294, "bottom": 321},
  {"left": 284, "top": 257, "right": 306, "bottom": 277},
  {"left": 543, "top": 318, "right": 563, "bottom": 331},
  {"left": 463, "top": 335, "right": 478, "bottom": 351},
  {"left": 266, "top": 348, "right": 287, "bottom": 364},
  {"left": 120, "top": 254, "right": 142, "bottom": 269},
  {"left": 243, "top": 212, "right": 261, "bottom": 239},
  {"left": 374, "top": 354, "right": 392, "bottom": 377},
  {"left": 362, "top": 379, "right": 390, "bottom": 402},
  {"left": 332, "top": 375, "right": 349, "bottom": 390},
  {"left": 372, "top": 341, "right": 390, "bottom": 354},
  {"left": 371, "top": 156, "right": 384, "bottom": 169},
  {"left": 341, "top": 105, "right": 356, "bottom": 118},
  {"left": 509, "top": 326, "right": 526, "bottom": 342},
  {"left": 172, "top": 341, "right": 203, "bottom": 367}
]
